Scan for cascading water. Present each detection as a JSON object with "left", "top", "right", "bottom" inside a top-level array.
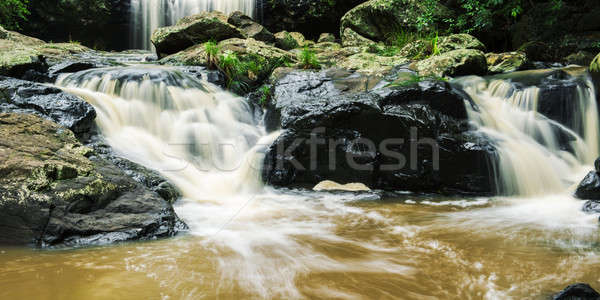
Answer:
[
  {"left": 453, "top": 68, "right": 600, "bottom": 196},
  {"left": 32, "top": 64, "right": 600, "bottom": 299},
  {"left": 130, "top": 0, "right": 257, "bottom": 50}
]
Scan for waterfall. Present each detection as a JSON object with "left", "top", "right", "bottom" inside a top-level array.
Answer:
[
  {"left": 130, "top": 0, "right": 257, "bottom": 50},
  {"left": 453, "top": 68, "right": 600, "bottom": 196},
  {"left": 56, "top": 65, "right": 276, "bottom": 199}
]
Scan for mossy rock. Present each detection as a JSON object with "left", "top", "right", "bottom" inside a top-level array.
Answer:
[
  {"left": 341, "top": 27, "right": 375, "bottom": 47},
  {"left": 340, "top": 0, "right": 451, "bottom": 42},
  {"left": 564, "top": 51, "right": 596, "bottom": 66},
  {"left": 486, "top": 52, "right": 528, "bottom": 74},
  {"left": 160, "top": 43, "right": 209, "bottom": 66},
  {"left": 318, "top": 33, "right": 336, "bottom": 43},
  {"left": 151, "top": 11, "right": 244, "bottom": 57},
  {"left": 337, "top": 52, "right": 408, "bottom": 76},
  {"left": 415, "top": 49, "right": 487, "bottom": 78},
  {"left": 437, "top": 34, "right": 486, "bottom": 53},
  {"left": 274, "top": 31, "right": 299, "bottom": 50}
]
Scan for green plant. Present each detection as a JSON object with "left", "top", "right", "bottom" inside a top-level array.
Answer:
[
  {"left": 218, "top": 50, "right": 244, "bottom": 90},
  {"left": 205, "top": 40, "right": 220, "bottom": 70},
  {"left": 258, "top": 85, "right": 271, "bottom": 106},
  {"left": 0, "top": 0, "right": 29, "bottom": 30},
  {"left": 298, "top": 46, "right": 320, "bottom": 69},
  {"left": 430, "top": 33, "right": 441, "bottom": 57}
]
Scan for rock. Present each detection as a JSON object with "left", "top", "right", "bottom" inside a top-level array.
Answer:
[
  {"left": 337, "top": 52, "right": 408, "bottom": 76},
  {"left": 318, "top": 33, "right": 336, "bottom": 43},
  {"left": 0, "top": 113, "right": 186, "bottom": 247},
  {"left": 0, "top": 76, "right": 96, "bottom": 134},
  {"left": 160, "top": 43, "right": 209, "bottom": 66},
  {"left": 274, "top": 31, "right": 300, "bottom": 50},
  {"left": 486, "top": 52, "right": 528, "bottom": 74},
  {"left": 341, "top": 27, "right": 375, "bottom": 47},
  {"left": 437, "top": 34, "right": 486, "bottom": 53},
  {"left": 262, "top": 68, "right": 497, "bottom": 195},
  {"left": 565, "top": 51, "right": 596, "bottom": 66},
  {"left": 340, "top": 0, "right": 450, "bottom": 42},
  {"left": 553, "top": 283, "right": 600, "bottom": 300},
  {"left": 290, "top": 32, "right": 307, "bottom": 46},
  {"left": 582, "top": 200, "right": 600, "bottom": 214},
  {"left": 313, "top": 180, "right": 371, "bottom": 192},
  {"left": 415, "top": 49, "right": 488, "bottom": 78},
  {"left": 227, "top": 11, "right": 275, "bottom": 44},
  {"left": 590, "top": 53, "right": 600, "bottom": 73},
  {"left": 575, "top": 171, "right": 600, "bottom": 200},
  {"left": 151, "top": 11, "right": 244, "bottom": 57}
]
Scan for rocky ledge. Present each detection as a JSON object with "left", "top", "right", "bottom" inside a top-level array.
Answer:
[
  {"left": 0, "top": 113, "right": 186, "bottom": 247},
  {"left": 260, "top": 68, "right": 496, "bottom": 195}
]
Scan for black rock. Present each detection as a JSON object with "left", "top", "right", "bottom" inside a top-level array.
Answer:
[
  {"left": 554, "top": 283, "right": 600, "bottom": 300},
  {"left": 575, "top": 171, "right": 600, "bottom": 200},
  {"left": 261, "top": 68, "right": 497, "bottom": 195},
  {"left": 0, "top": 76, "right": 96, "bottom": 134}
]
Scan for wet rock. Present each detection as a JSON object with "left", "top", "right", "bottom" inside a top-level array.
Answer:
[
  {"left": 415, "top": 49, "right": 488, "bottom": 78},
  {"left": 262, "top": 68, "right": 497, "bottom": 195},
  {"left": 582, "top": 200, "right": 600, "bottom": 214},
  {"left": 318, "top": 33, "right": 336, "bottom": 43},
  {"left": 576, "top": 171, "right": 600, "bottom": 200},
  {"left": 553, "top": 283, "right": 600, "bottom": 300},
  {"left": 486, "top": 52, "right": 528, "bottom": 74},
  {"left": 340, "top": 0, "right": 450, "bottom": 42},
  {"left": 151, "top": 11, "right": 244, "bottom": 57},
  {"left": 0, "top": 76, "right": 96, "bottom": 134},
  {"left": 0, "top": 113, "right": 185, "bottom": 247},
  {"left": 227, "top": 11, "right": 275, "bottom": 44}
]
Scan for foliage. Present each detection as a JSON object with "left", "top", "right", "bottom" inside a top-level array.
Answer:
[
  {"left": 298, "top": 47, "right": 320, "bottom": 69},
  {"left": 258, "top": 85, "right": 272, "bottom": 106},
  {"left": 0, "top": 0, "right": 29, "bottom": 30},
  {"left": 205, "top": 40, "right": 220, "bottom": 69}
]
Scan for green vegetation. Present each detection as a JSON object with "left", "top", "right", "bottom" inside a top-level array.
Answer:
[
  {"left": 0, "top": 0, "right": 29, "bottom": 30},
  {"left": 258, "top": 85, "right": 272, "bottom": 106},
  {"left": 298, "top": 46, "right": 321, "bottom": 69}
]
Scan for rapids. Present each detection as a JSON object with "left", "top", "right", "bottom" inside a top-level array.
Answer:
[{"left": 1, "top": 65, "right": 599, "bottom": 299}]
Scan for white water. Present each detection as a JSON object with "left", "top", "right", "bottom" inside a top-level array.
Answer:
[
  {"left": 130, "top": 0, "right": 256, "bottom": 50},
  {"left": 454, "top": 71, "right": 600, "bottom": 196},
  {"left": 52, "top": 65, "right": 600, "bottom": 298}
]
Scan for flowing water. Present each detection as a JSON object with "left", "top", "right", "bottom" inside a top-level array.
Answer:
[
  {"left": 1, "top": 66, "right": 600, "bottom": 299},
  {"left": 130, "top": 0, "right": 257, "bottom": 50}
]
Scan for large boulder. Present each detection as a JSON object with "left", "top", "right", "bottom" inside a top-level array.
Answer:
[
  {"left": 0, "top": 76, "right": 96, "bottom": 134},
  {"left": 227, "top": 11, "right": 275, "bottom": 44},
  {"left": 0, "top": 113, "right": 185, "bottom": 247},
  {"left": 340, "top": 0, "right": 450, "bottom": 42},
  {"left": 415, "top": 49, "right": 488, "bottom": 78},
  {"left": 151, "top": 11, "right": 244, "bottom": 57},
  {"left": 261, "top": 68, "right": 497, "bottom": 195},
  {"left": 575, "top": 158, "right": 600, "bottom": 201},
  {"left": 553, "top": 283, "right": 600, "bottom": 300}
]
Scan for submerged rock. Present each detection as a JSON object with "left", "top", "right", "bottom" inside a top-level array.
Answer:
[
  {"left": 0, "top": 113, "right": 185, "bottom": 247},
  {"left": 262, "top": 68, "right": 497, "bottom": 195},
  {"left": 553, "top": 283, "right": 600, "bottom": 300},
  {"left": 0, "top": 76, "right": 96, "bottom": 134},
  {"left": 151, "top": 11, "right": 244, "bottom": 57}
]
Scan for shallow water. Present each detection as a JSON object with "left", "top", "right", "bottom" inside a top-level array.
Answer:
[{"left": 1, "top": 191, "right": 599, "bottom": 299}]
